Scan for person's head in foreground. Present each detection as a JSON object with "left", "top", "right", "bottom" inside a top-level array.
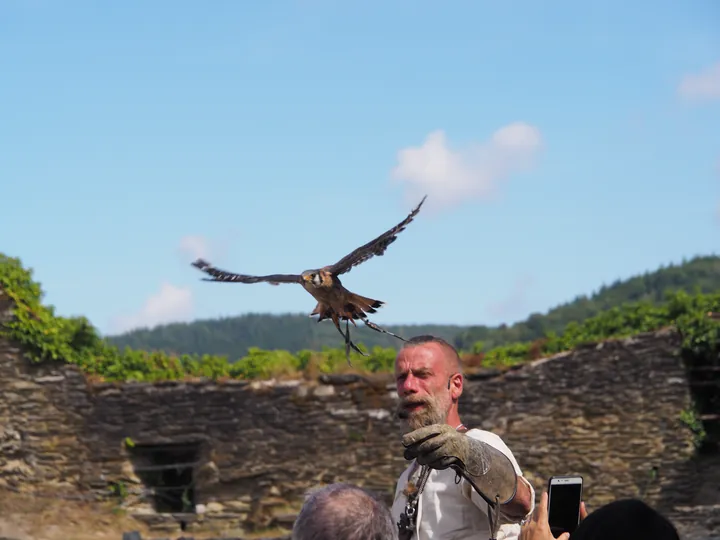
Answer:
[
  {"left": 394, "top": 335, "right": 464, "bottom": 430},
  {"left": 521, "top": 493, "right": 679, "bottom": 540},
  {"left": 571, "top": 498, "right": 680, "bottom": 540},
  {"left": 292, "top": 482, "right": 398, "bottom": 540}
]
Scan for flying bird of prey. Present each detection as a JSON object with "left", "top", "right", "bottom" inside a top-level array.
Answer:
[{"left": 191, "top": 195, "right": 427, "bottom": 364}]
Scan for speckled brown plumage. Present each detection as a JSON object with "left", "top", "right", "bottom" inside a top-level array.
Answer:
[{"left": 190, "top": 196, "right": 427, "bottom": 364}]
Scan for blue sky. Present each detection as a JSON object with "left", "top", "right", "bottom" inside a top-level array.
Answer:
[{"left": 2, "top": 0, "right": 719, "bottom": 336}]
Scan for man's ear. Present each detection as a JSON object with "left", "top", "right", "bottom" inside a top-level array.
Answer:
[{"left": 449, "top": 373, "right": 463, "bottom": 400}]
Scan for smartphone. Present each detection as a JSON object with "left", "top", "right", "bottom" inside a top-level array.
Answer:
[{"left": 547, "top": 475, "right": 583, "bottom": 536}]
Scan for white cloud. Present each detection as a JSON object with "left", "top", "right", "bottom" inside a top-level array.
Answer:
[
  {"left": 179, "top": 235, "right": 211, "bottom": 260},
  {"left": 391, "top": 123, "right": 543, "bottom": 212},
  {"left": 109, "top": 283, "right": 194, "bottom": 334},
  {"left": 678, "top": 62, "right": 720, "bottom": 102}
]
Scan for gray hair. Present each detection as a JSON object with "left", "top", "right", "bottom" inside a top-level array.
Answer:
[
  {"left": 401, "top": 334, "right": 463, "bottom": 373},
  {"left": 292, "top": 483, "right": 398, "bottom": 540}
]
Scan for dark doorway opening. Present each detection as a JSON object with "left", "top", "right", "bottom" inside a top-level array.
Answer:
[{"left": 128, "top": 442, "right": 201, "bottom": 513}]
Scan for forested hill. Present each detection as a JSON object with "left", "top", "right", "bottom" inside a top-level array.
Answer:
[
  {"left": 454, "top": 255, "right": 720, "bottom": 350},
  {"left": 106, "top": 255, "right": 720, "bottom": 357},
  {"left": 106, "top": 314, "right": 464, "bottom": 358}
]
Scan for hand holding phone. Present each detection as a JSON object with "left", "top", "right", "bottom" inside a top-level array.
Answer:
[{"left": 547, "top": 475, "right": 583, "bottom": 536}]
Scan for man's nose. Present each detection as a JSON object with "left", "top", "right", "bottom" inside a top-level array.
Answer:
[{"left": 398, "top": 375, "right": 419, "bottom": 396}]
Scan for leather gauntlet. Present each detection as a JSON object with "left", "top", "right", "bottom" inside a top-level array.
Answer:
[{"left": 402, "top": 424, "right": 518, "bottom": 506}]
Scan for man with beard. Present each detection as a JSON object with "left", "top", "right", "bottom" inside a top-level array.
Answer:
[{"left": 391, "top": 335, "right": 535, "bottom": 540}]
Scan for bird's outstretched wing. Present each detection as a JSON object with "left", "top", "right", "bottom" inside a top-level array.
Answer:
[
  {"left": 191, "top": 259, "right": 302, "bottom": 285},
  {"left": 327, "top": 195, "right": 427, "bottom": 276}
]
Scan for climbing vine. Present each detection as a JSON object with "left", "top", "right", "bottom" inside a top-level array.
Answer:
[
  {"left": 679, "top": 408, "right": 707, "bottom": 449},
  {"left": 1, "top": 253, "right": 718, "bottom": 383}
]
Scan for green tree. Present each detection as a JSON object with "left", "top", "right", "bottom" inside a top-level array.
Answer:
[{"left": 1, "top": 252, "right": 718, "bottom": 383}]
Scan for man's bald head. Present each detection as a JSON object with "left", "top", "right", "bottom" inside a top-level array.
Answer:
[
  {"left": 394, "top": 335, "right": 465, "bottom": 429},
  {"left": 400, "top": 335, "right": 463, "bottom": 375},
  {"left": 292, "top": 483, "right": 397, "bottom": 540}
]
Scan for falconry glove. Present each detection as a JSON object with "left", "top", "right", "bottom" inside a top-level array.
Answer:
[{"left": 402, "top": 424, "right": 518, "bottom": 508}]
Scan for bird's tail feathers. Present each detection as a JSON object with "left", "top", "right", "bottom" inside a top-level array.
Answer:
[
  {"left": 310, "top": 295, "right": 384, "bottom": 323},
  {"left": 192, "top": 258, "right": 210, "bottom": 270},
  {"left": 346, "top": 293, "right": 384, "bottom": 316}
]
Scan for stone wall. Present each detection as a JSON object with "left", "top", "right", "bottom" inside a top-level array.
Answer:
[
  {"left": 0, "top": 286, "right": 710, "bottom": 537},
  {"left": 80, "top": 374, "right": 408, "bottom": 535},
  {"left": 457, "top": 328, "right": 700, "bottom": 512},
  {"left": 0, "top": 290, "right": 93, "bottom": 493}
]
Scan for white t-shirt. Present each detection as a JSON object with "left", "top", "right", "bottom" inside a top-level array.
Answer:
[{"left": 391, "top": 428, "right": 535, "bottom": 540}]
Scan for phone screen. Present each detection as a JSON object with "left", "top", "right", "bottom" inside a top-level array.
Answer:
[{"left": 548, "top": 482, "right": 582, "bottom": 535}]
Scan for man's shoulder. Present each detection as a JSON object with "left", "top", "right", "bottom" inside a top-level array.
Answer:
[
  {"left": 465, "top": 428, "right": 514, "bottom": 453},
  {"left": 465, "top": 427, "right": 504, "bottom": 442},
  {"left": 465, "top": 428, "right": 525, "bottom": 475}
]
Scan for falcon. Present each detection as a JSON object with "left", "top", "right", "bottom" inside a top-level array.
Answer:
[{"left": 191, "top": 195, "right": 427, "bottom": 364}]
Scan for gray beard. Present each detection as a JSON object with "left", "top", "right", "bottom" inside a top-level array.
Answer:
[{"left": 401, "top": 405, "right": 448, "bottom": 431}]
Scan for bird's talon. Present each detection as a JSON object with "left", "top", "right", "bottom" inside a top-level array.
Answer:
[{"left": 191, "top": 196, "right": 427, "bottom": 360}]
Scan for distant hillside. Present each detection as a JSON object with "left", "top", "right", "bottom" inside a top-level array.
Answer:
[
  {"left": 453, "top": 254, "right": 720, "bottom": 350},
  {"left": 106, "top": 255, "right": 720, "bottom": 357},
  {"left": 106, "top": 312, "right": 464, "bottom": 358}
]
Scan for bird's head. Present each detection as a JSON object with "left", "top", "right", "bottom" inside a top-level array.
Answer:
[{"left": 301, "top": 271, "right": 323, "bottom": 287}]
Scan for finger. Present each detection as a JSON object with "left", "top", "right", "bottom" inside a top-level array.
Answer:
[
  {"left": 430, "top": 456, "right": 457, "bottom": 470},
  {"left": 534, "top": 491, "right": 548, "bottom": 523},
  {"left": 580, "top": 501, "right": 588, "bottom": 520},
  {"left": 416, "top": 445, "right": 456, "bottom": 467},
  {"left": 404, "top": 440, "right": 445, "bottom": 462},
  {"left": 403, "top": 433, "right": 452, "bottom": 459},
  {"left": 401, "top": 424, "right": 447, "bottom": 447},
  {"left": 403, "top": 428, "right": 452, "bottom": 460},
  {"left": 417, "top": 453, "right": 453, "bottom": 468},
  {"left": 410, "top": 431, "right": 452, "bottom": 457},
  {"left": 558, "top": 534, "right": 570, "bottom": 540},
  {"left": 402, "top": 425, "right": 440, "bottom": 446}
]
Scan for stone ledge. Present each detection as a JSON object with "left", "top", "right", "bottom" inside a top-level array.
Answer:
[{"left": 2, "top": 324, "right": 711, "bottom": 537}]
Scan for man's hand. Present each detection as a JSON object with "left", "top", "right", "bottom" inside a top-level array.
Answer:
[
  {"left": 520, "top": 491, "right": 589, "bottom": 540},
  {"left": 403, "top": 424, "right": 538, "bottom": 518},
  {"left": 520, "top": 492, "right": 568, "bottom": 540},
  {"left": 402, "top": 424, "right": 471, "bottom": 470}
]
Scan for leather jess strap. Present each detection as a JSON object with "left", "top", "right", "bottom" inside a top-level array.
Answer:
[{"left": 397, "top": 424, "right": 470, "bottom": 540}]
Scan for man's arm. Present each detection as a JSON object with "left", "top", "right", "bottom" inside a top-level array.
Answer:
[
  {"left": 503, "top": 474, "right": 534, "bottom": 518},
  {"left": 460, "top": 430, "right": 535, "bottom": 523},
  {"left": 460, "top": 460, "right": 535, "bottom": 523},
  {"left": 402, "top": 425, "right": 536, "bottom": 524}
]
